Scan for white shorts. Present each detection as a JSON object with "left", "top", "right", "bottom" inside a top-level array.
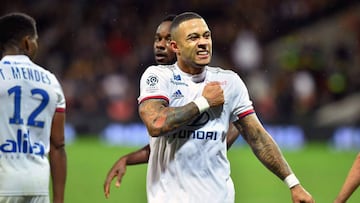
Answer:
[{"left": 0, "top": 196, "right": 49, "bottom": 203}]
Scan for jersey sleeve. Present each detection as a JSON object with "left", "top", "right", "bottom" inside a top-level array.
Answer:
[
  {"left": 229, "top": 73, "right": 254, "bottom": 122},
  {"left": 138, "top": 65, "right": 170, "bottom": 104},
  {"left": 51, "top": 74, "right": 66, "bottom": 112}
]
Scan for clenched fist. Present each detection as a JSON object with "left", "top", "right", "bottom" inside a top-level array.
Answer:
[{"left": 202, "top": 81, "right": 224, "bottom": 107}]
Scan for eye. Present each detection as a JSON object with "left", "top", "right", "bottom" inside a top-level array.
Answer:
[
  {"left": 166, "top": 36, "right": 171, "bottom": 43},
  {"left": 154, "top": 36, "right": 161, "bottom": 42},
  {"left": 203, "top": 32, "right": 211, "bottom": 39},
  {"left": 188, "top": 34, "right": 199, "bottom": 41}
]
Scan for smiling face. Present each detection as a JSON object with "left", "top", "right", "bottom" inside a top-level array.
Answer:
[
  {"left": 153, "top": 21, "right": 176, "bottom": 65},
  {"left": 171, "top": 18, "right": 212, "bottom": 74}
]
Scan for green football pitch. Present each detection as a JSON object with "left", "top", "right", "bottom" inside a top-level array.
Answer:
[{"left": 60, "top": 137, "right": 360, "bottom": 203}]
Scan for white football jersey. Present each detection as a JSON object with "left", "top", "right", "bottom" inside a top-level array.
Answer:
[
  {"left": 138, "top": 63, "right": 254, "bottom": 203},
  {"left": 0, "top": 55, "right": 65, "bottom": 195}
]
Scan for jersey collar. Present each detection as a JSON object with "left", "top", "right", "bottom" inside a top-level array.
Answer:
[{"left": 174, "top": 62, "right": 207, "bottom": 83}]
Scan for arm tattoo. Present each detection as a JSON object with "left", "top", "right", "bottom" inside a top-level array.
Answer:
[
  {"left": 139, "top": 99, "right": 200, "bottom": 137},
  {"left": 234, "top": 115, "right": 293, "bottom": 180}
]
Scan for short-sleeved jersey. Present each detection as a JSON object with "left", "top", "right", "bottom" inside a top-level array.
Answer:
[
  {"left": 138, "top": 63, "right": 254, "bottom": 203},
  {"left": 0, "top": 55, "right": 65, "bottom": 196}
]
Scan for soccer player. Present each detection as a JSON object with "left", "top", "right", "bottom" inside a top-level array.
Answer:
[
  {"left": 153, "top": 15, "right": 177, "bottom": 65},
  {"left": 0, "top": 12, "right": 66, "bottom": 203},
  {"left": 138, "top": 12, "right": 315, "bottom": 203},
  {"left": 103, "top": 14, "right": 242, "bottom": 199},
  {"left": 334, "top": 152, "right": 360, "bottom": 203}
]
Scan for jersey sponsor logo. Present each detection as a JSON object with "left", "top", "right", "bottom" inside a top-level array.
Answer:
[
  {"left": 172, "top": 90, "right": 184, "bottom": 99},
  {"left": 0, "top": 129, "right": 45, "bottom": 158},
  {"left": 171, "top": 129, "right": 218, "bottom": 140},
  {"left": 170, "top": 112, "right": 218, "bottom": 140},
  {"left": 188, "top": 112, "right": 210, "bottom": 127}
]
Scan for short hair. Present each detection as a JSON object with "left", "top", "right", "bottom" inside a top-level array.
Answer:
[
  {"left": 0, "top": 12, "right": 37, "bottom": 49},
  {"left": 161, "top": 14, "right": 176, "bottom": 23},
  {"left": 170, "top": 12, "right": 203, "bottom": 35}
]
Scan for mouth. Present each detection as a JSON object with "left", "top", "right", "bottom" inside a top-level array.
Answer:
[
  {"left": 155, "top": 53, "right": 167, "bottom": 62},
  {"left": 196, "top": 50, "right": 210, "bottom": 59}
]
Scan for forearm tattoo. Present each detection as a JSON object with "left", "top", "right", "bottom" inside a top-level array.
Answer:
[
  {"left": 139, "top": 99, "right": 200, "bottom": 136},
  {"left": 234, "top": 115, "right": 292, "bottom": 180}
]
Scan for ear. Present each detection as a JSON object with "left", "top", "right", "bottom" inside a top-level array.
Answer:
[
  {"left": 21, "top": 35, "right": 37, "bottom": 58},
  {"left": 20, "top": 36, "right": 31, "bottom": 53},
  {"left": 170, "top": 40, "right": 179, "bottom": 53}
]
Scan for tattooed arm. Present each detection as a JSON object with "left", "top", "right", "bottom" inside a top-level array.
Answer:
[
  {"left": 233, "top": 113, "right": 315, "bottom": 203},
  {"left": 139, "top": 81, "right": 224, "bottom": 137},
  {"left": 139, "top": 98, "right": 199, "bottom": 137},
  {"left": 233, "top": 114, "right": 292, "bottom": 179}
]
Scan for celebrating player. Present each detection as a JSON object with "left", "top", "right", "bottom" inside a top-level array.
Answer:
[
  {"left": 103, "top": 14, "right": 241, "bottom": 199},
  {"left": 138, "top": 12, "right": 315, "bottom": 203},
  {"left": 0, "top": 12, "right": 66, "bottom": 203}
]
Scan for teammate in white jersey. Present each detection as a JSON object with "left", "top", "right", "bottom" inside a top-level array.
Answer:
[
  {"left": 138, "top": 12, "right": 315, "bottom": 203},
  {"left": 0, "top": 13, "right": 66, "bottom": 203},
  {"left": 103, "top": 15, "right": 240, "bottom": 199}
]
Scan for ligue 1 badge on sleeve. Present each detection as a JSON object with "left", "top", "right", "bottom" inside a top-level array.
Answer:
[{"left": 146, "top": 74, "right": 159, "bottom": 87}]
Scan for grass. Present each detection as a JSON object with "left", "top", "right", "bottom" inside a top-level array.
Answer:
[{"left": 61, "top": 137, "right": 360, "bottom": 203}]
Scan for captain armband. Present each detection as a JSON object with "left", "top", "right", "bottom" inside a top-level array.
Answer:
[{"left": 193, "top": 96, "right": 210, "bottom": 114}]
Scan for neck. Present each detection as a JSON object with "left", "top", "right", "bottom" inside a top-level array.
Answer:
[
  {"left": 177, "top": 59, "right": 205, "bottom": 75},
  {"left": 2, "top": 45, "right": 26, "bottom": 56}
]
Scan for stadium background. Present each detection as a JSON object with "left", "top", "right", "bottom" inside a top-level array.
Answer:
[{"left": 2, "top": 0, "right": 360, "bottom": 202}]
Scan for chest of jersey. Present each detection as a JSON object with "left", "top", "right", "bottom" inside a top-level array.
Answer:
[{"left": 167, "top": 70, "right": 232, "bottom": 138}]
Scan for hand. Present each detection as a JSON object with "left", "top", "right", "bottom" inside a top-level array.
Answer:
[
  {"left": 290, "top": 185, "right": 315, "bottom": 203},
  {"left": 103, "top": 158, "right": 127, "bottom": 199},
  {"left": 202, "top": 81, "right": 224, "bottom": 107}
]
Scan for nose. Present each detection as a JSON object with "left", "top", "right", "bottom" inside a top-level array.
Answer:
[
  {"left": 198, "top": 36, "right": 210, "bottom": 46},
  {"left": 155, "top": 39, "right": 167, "bottom": 49}
]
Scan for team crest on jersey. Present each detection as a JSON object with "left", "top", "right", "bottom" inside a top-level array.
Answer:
[
  {"left": 146, "top": 74, "right": 159, "bottom": 87},
  {"left": 170, "top": 74, "right": 188, "bottom": 86},
  {"left": 173, "top": 74, "right": 181, "bottom": 81}
]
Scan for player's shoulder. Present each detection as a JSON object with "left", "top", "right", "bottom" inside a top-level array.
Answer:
[
  {"left": 30, "top": 60, "right": 59, "bottom": 81},
  {"left": 2, "top": 55, "right": 48, "bottom": 70},
  {"left": 147, "top": 64, "right": 175, "bottom": 70},
  {"left": 144, "top": 64, "right": 176, "bottom": 74},
  {"left": 206, "top": 66, "right": 238, "bottom": 76}
]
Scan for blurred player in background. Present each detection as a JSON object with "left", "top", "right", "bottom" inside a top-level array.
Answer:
[
  {"left": 103, "top": 14, "right": 241, "bottom": 199},
  {"left": 153, "top": 15, "right": 177, "bottom": 66},
  {"left": 0, "top": 12, "right": 67, "bottom": 203},
  {"left": 334, "top": 152, "right": 360, "bottom": 203},
  {"left": 137, "top": 12, "right": 314, "bottom": 203}
]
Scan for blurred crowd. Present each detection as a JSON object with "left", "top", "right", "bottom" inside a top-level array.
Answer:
[{"left": 2, "top": 0, "right": 360, "bottom": 136}]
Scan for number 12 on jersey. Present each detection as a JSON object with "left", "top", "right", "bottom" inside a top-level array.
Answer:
[{"left": 8, "top": 85, "right": 49, "bottom": 128}]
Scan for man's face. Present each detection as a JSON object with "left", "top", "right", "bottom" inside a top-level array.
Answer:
[
  {"left": 153, "top": 21, "right": 176, "bottom": 65},
  {"left": 173, "top": 18, "right": 212, "bottom": 68}
]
